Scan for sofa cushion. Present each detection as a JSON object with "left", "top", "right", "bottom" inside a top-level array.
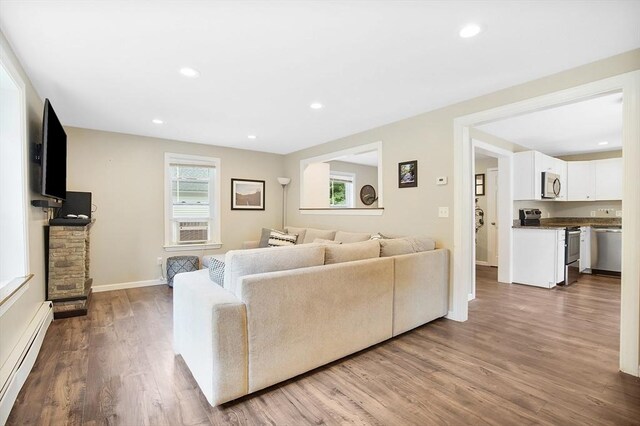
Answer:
[
  {"left": 284, "top": 226, "right": 307, "bottom": 245},
  {"left": 268, "top": 229, "right": 298, "bottom": 247},
  {"left": 325, "top": 240, "right": 380, "bottom": 264},
  {"left": 334, "top": 231, "right": 371, "bottom": 244},
  {"left": 313, "top": 238, "right": 342, "bottom": 245},
  {"left": 379, "top": 236, "right": 436, "bottom": 257},
  {"left": 302, "top": 228, "right": 337, "bottom": 244},
  {"left": 223, "top": 244, "right": 326, "bottom": 294}
]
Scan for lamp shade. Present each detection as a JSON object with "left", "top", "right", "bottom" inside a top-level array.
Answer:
[{"left": 277, "top": 177, "right": 291, "bottom": 186}]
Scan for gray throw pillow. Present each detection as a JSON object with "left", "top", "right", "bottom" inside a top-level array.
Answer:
[
  {"left": 208, "top": 257, "right": 225, "bottom": 286},
  {"left": 258, "top": 228, "right": 272, "bottom": 248}
]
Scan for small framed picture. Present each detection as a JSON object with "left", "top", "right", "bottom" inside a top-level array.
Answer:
[
  {"left": 398, "top": 160, "right": 418, "bottom": 188},
  {"left": 231, "top": 179, "right": 265, "bottom": 210},
  {"left": 475, "top": 173, "right": 485, "bottom": 196}
]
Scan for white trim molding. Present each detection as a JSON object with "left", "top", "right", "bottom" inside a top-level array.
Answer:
[
  {"left": 92, "top": 278, "right": 167, "bottom": 293},
  {"left": 453, "top": 70, "right": 640, "bottom": 376}
]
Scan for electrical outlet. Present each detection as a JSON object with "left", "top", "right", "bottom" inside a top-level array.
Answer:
[
  {"left": 156, "top": 257, "right": 163, "bottom": 265},
  {"left": 616, "top": 210, "right": 623, "bottom": 217},
  {"left": 438, "top": 207, "right": 449, "bottom": 218},
  {"left": 590, "top": 211, "right": 596, "bottom": 217}
]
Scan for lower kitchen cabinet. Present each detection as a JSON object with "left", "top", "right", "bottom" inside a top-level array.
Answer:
[{"left": 513, "top": 228, "right": 565, "bottom": 288}]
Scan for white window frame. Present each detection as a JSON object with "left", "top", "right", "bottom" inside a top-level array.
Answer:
[
  {"left": 163, "top": 153, "right": 222, "bottom": 251},
  {"left": 329, "top": 171, "right": 356, "bottom": 208},
  {"left": 0, "top": 48, "right": 30, "bottom": 298}
]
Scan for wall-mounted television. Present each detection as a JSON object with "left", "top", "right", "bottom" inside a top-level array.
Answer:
[{"left": 41, "top": 98, "right": 67, "bottom": 200}]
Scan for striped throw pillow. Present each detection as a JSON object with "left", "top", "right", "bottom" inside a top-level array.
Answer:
[{"left": 268, "top": 230, "right": 298, "bottom": 247}]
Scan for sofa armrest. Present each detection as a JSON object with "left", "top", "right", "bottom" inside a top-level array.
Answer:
[
  {"left": 242, "top": 240, "right": 260, "bottom": 249},
  {"left": 173, "top": 270, "right": 248, "bottom": 406}
]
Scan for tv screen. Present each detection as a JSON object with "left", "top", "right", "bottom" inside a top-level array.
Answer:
[{"left": 41, "top": 99, "right": 67, "bottom": 200}]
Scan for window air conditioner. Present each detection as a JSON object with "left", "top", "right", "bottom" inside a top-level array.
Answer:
[{"left": 177, "top": 221, "right": 209, "bottom": 243}]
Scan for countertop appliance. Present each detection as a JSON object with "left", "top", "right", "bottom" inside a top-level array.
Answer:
[
  {"left": 591, "top": 228, "right": 622, "bottom": 276},
  {"left": 563, "top": 227, "right": 581, "bottom": 285},
  {"left": 541, "top": 171, "right": 561, "bottom": 199},
  {"left": 519, "top": 208, "right": 542, "bottom": 226}
]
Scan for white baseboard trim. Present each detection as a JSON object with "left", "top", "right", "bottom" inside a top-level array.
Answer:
[
  {"left": 0, "top": 302, "right": 52, "bottom": 426},
  {"left": 475, "top": 261, "right": 490, "bottom": 266},
  {"left": 92, "top": 278, "right": 167, "bottom": 293}
]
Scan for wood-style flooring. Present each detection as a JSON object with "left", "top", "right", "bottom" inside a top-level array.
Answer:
[{"left": 8, "top": 267, "right": 640, "bottom": 425}]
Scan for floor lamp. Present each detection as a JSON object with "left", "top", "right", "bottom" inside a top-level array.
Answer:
[{"left": 277, "top": 177, "right": 291, "bottom": 229}]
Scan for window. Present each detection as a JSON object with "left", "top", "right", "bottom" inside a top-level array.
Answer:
[
  {"left": 329, "top": 172, "right": 355, "bottom": 208},
  {"left": 164, "top": 153, "right": 221, "bottom": 250},
  {"left": 0, "top": 59, "right": 29, "bottom": 291}
]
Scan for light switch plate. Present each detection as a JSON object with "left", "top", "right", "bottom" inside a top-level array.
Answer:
[
  {"left": 616, "top": 210, "right": 623, "bottom": 217},
  {"left": 436, "top": 176, "right": 448, "bottom": 185},
  {"left": 438, "top": 207, "right": 449, "bottom": 218}
]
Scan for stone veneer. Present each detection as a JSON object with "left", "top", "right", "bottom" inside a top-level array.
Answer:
[{"left": 48, "top": 223, "right": 93, "bottom": 317}]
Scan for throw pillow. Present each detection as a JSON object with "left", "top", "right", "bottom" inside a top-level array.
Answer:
[
  {"left": 208, "top": 257, "right": 225, "bottom": 286},
  {"left": 325, "top": 240, "right": 380, "bottom": 264},
  {"left": 285, "top": 226, "right": 307, "bottom": 244},
  {"left": 258, "top": 228, "right": 272, "bottom": 248},
  {"left": 379, "top": 238, "right": 415, "bottom": 257},
  {"left": 302, "top": 228, "right": 337, "bottom": 244},
  {"left": 313, "top": 238, "right": 342, "bottom": 245},
  {"left": 268, "top": 229, "right": 298, "bottom": 247}
]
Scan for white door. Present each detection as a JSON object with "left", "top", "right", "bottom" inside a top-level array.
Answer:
[{"left": 486, "top": 168, "right": 499, "bottom": 267}]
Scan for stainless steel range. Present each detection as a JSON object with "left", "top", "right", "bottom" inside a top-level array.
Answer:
[{"left": 563, "top": 227, "right": 581, "bottom": 285}]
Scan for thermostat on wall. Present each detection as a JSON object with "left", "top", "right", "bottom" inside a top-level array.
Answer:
[{"left": 436, "top": 176, "right": 448, "bottom": 185}]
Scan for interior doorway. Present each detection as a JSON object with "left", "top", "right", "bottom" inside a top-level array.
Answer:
[
  {"left": 453, "top": 71, "right": 640, "bottom": 376},
  {"left": 469, "top": 140, "right": 512, "bottom": 300}
]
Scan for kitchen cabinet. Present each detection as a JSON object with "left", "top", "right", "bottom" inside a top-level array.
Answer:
[
  {"left": 513, "top": 228, "right": 565, "bottom": 288},
  {"left": 579, "top": 226, "right": 591, "bottom": 273},
  {"left": 567, "top": 161, "right": 596, "bottom": 201},
  {"left": 566, "top": 158, "right": 622, "bottom": 201},
  {"left": 594, "top": 158, "right": 623, "bottom": 200},
  {"left": 513, "top": 151, "right": 567, "bottom": 201}
]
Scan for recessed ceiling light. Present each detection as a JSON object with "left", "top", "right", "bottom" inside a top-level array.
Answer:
[
  {"left": 598, "top": 141, "right": 609, "bottom": 146},
  {"left": 247, "top": 134, "right": 257, "bottom": 139},
  {"left": 152, "top": 118, "right": 164, "bottom": 124},
  {"left": 310, "top": 102, "right": 323, "bottom": 110},
  {"left": 459, "top": 24, "right": 482, "bottom": 38},
  {"left": 179, "top": 67, "right": 200, "bottom": 78}
]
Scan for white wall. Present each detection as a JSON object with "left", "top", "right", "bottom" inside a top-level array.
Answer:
[{"left": 65, "top": 127, "right": 285, "bottom": 287}]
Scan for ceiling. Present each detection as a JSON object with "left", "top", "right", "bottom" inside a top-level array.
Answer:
[
  {"left": 0, "top": 1, "right": 638, "bottom": 155},
  {"left": 476, "top": 92, "right": 623, "bottom": 156}
]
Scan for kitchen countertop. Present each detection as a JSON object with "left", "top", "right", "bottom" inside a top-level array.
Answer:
[{"left": 512, "top": 217, "right": 622, "bottom": 230}]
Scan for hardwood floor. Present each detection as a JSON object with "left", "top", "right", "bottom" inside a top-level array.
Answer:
[{"left": 8, "top": 267, "right": 640, "bottom": 425}]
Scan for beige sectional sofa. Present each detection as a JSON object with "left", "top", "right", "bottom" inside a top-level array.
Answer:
[{"left": 173, "top": 229, "right": 449, "bottom": 407}]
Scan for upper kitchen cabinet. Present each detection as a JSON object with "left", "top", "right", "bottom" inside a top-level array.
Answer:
[
  {"left": 594, "top": 158, "right": 623, "bottom": 200},
  {"left": 567, "top": 157, "right": 622, "bottom": 201},
  {"left": 513, "top": 151, "right": 567, "bottom": 201},
  {"left": 567, "top": 161, "right": 596, "bottom": 201}
]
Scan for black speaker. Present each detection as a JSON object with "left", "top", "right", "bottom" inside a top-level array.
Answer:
[{"left": 58, "top": 191, "right": 92, "bottom": 218}]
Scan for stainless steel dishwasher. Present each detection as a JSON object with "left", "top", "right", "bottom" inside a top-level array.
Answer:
[{"left": 590, "top": 228, "right": 622, "bottom": 276}]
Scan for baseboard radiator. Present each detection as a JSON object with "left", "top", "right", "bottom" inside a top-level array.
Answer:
[{"left": 0, "top": 301, "right": 53, "bottom": 425}]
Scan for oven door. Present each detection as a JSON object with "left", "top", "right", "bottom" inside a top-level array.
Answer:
[
  {"left": 542, "top": 172, "right": 561, "bottom": 199},
  {"left": 566, "top": 229, "right": 581, "bottom": 264}
]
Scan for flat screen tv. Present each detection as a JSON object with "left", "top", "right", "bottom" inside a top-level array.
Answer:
[{"left": 41, "top": 98, "right": 67, "bottom": 200}]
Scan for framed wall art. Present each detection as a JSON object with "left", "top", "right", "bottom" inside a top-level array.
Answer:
[
  {"left": 231, "top": 178, "right": 265, "bottom": 210},
  {"left": 398, "top": 160, "right": 418, "bottom": 188}
]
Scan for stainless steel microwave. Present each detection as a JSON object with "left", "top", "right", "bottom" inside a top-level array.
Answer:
[{"left": 541, "top": 171, "right": 561, "bottom": 199}]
